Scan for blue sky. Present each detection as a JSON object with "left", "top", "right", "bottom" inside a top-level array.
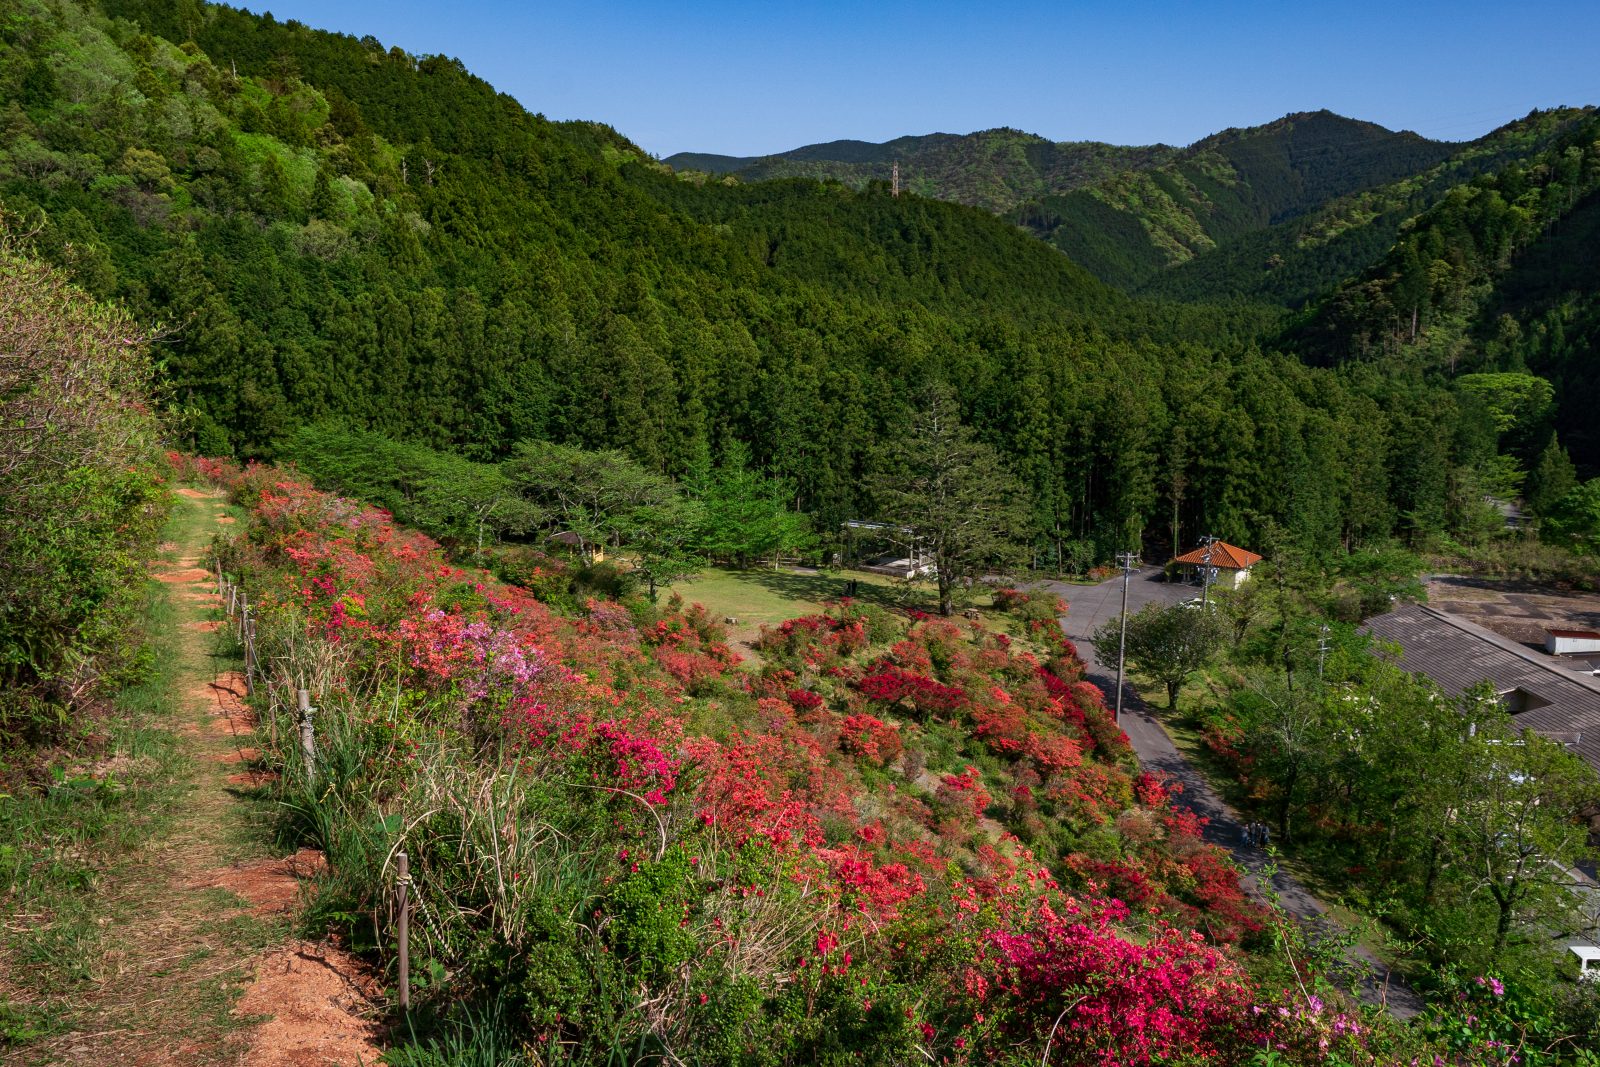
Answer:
[{"left": 251, "top": 1, "right": 1598, "bottom": 157}]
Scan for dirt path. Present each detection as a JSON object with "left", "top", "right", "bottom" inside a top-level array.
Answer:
[{"left": 16, "top": 488, "right": 381, "bottom": 1066}]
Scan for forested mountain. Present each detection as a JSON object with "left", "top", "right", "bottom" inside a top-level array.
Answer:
[
  {"left": 665, "top": 128, "right": 1175, "bottom": 213},
  {"left": 1290, "top": 108, "right": 1600, "bottom": 483},
  {"left": 0, "top": 0, "right": 1566, "bottom": 569},
  {"left": 1141, "top": 108, "right": 1598, "bottom": 308},
  {"left": 670, "top": 110, "right": 1599, "bottom": 324},
  {"left": 1009, "top": 111, "right": 1455, "bottom": 291},
  {"left": 670, "top": 113, "right": 1459, "bottom": 296}
]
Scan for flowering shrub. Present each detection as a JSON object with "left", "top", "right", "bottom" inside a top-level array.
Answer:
[
  {"left": 977, "top": 900, "right": 1256, "bottom": 1065},
  {"left": 755, "top": 605, "right": 870, "bottom": 667},
  {"left": 837, "top": 713, "right": 902, "bottom": 766},
  {"left": 937, "top": 766, "right": 993, "bottom": 819},
  {"left": 857, "top": 666, "right": 967, "bottom": 715}
]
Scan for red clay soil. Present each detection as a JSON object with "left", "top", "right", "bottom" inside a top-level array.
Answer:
[
  {"left": 192, "top": 849, "right": 327, "bottom": 917},
  {"left": 192, "top": 846, "right": 383, "bottom": 1067},
  {"left": 196, "top": 673, "right": 255, "bottom": 736},
  {"left": 155, "top": 567, "right": 214, "bottom": 584},
  {"left": 175, "top": 487, "right": 216, "bottom": 500},
  {"left": 182, "top": 620, "right": 223, "bottom": 632},
  {"left": 235, "top": 942, "right": 383, "bottom": 1067},
  {"left": 188, "top": 845, "right": 384, "bottom": 1065},
  {"left": 226, "top": 769, "right": 278, "bottom": 787}
]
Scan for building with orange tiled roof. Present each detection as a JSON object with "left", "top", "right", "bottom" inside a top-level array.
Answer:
[{"left": 1170, "top": 540, "right": 1263, "bottom": 590}]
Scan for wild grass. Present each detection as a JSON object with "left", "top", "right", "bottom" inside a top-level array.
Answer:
[{"left": 0, "top": 580, "right": 189, "bottom": 1044}]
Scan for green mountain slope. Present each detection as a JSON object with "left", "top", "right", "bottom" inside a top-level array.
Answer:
[
  {"left": 1286, "top": 110, "right": 1600, "bottom": 475},
  {"left": 666, "top": 129, "right": 1175, "bottom": 213},
  {"left": 1140, "top": 108, "right": 1599, "bottom": 308},
  {"left": 1010, "top": 111, "right": 1456, "bottom": 290}
]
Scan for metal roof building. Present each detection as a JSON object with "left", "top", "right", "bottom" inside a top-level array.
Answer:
[{"left": 1364, "top": 602, "right": 1600, "bottom": 775}]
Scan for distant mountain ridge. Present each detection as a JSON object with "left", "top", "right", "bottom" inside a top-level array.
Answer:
[
  {"left": 1010, "top": 111, "right": 1457, "bottom": 291},
  {"left": 1141, "top": 107, "right": 1600, "bottom": 307},
  {"left": 669, "top": 113, "right": 1466, "bottom": 297},
  {"left": 666, "top": 129, "right": 1175, "bottom": 213}
]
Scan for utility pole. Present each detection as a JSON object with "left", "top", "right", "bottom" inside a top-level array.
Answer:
[
  {"left": 1198, "top": 534, "right": 1219, "bottom": 610},
  {"left": 1114, "top": 551, "right": 1139, "bottom": 724},
  {"left": 892, "top": 161, "right": 900, "bottom": 198}
]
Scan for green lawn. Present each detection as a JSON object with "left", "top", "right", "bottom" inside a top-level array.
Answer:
[{"left": 671, "top": 567, "right": 1000, "bottom": 651}]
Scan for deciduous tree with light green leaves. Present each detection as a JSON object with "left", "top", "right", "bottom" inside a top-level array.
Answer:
[
  {"left": 1094, "top": 602, "right": 1227, "bottom": 710},
  {"left": 505, "top": 441, "right": 679, "bottom": 561}
]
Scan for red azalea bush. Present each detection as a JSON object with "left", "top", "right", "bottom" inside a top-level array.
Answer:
[
  {"left": 857, "top": 666, "right": 968, "bottom": 716},
  {"left": 837, "top": 712, "right": 902, "bottom": 766}
]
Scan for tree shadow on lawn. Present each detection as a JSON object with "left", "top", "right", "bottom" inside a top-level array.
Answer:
[{"left": 727, "top": 567, "right": 941, "bottom": 617}]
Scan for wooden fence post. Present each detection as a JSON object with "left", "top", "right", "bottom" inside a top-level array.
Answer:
[
  {"left": 242, "top": 608, "right": 254, "bottom": 698},
  {"left": 241, "top": 614, "right": 257, "bottom": 697},
  {"left": 299, "top": 689, "right": 316, "bottom": 786},
  {"left": 397, "top": 851, "right": 411, "bottom": 1013}
]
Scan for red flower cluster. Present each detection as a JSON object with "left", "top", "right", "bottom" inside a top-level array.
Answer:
[
  {"left": 837, "top": 713, "right": 902, "bottom": 766},
  {"left": 856, "top": 667, "right": 967, "bottom": 715}
]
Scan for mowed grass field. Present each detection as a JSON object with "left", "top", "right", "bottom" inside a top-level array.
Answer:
[{"left": 671, "top": 567, "right": 1002, "bottom": 652}]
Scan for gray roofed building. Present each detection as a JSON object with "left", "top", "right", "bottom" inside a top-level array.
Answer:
[{"left": 1364, "top": 602, "right": 1600, "bottom": 775}]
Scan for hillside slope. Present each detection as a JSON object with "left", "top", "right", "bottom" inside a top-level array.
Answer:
[
  {"left": 1009, "top": 111, "right": 1455, "bottom": 291},
  {"left": 1141, "top": 108, "right": 1599, "bottom": 308},
  {"left": 1289, "top": 110, "right": 1600, "bottom": 476}
]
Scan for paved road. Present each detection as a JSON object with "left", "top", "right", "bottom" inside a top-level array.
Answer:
[{"left": 1037, "top": 571, "right": 1424, "bottom": 1019}]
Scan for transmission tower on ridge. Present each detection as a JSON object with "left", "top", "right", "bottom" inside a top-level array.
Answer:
[{"left": 892, "top": 161, "right": 900, "bottom": 197}]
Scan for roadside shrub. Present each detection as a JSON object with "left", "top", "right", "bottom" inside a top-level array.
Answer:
[{"left": 0, "top": 233, "right": 165, "bottom": 756}]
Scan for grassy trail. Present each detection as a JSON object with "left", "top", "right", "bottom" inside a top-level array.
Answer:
[{"left": 3, "top": 487, "right": 287, "bottom": 1065}]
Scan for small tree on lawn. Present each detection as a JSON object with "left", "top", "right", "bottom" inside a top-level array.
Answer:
[
  {"left": 684, "top": 442, "right": 813, "bottom": 568},
  {"left": 1095, "top": 603, "right": 1226, "bottom": 710},
  {"left": 630, "top": 498, "right": 705, "bottom": 602}
]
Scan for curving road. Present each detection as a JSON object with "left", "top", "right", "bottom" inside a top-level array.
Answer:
[{"left": 1041, "top": 569, "right": 1424, "bottom": 1019}]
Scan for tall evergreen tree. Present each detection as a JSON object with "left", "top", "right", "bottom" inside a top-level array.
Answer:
[{"left": 871, "top": 387, "right": 1028, "bottom": 616}]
